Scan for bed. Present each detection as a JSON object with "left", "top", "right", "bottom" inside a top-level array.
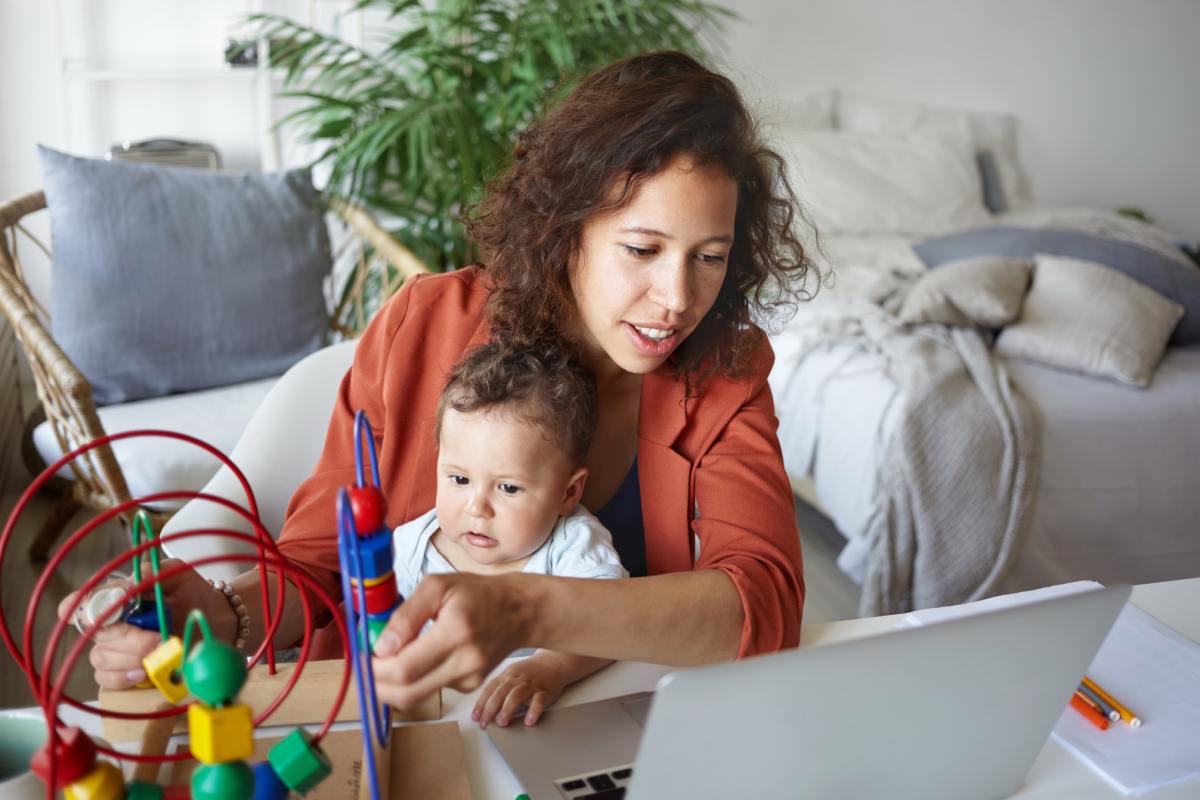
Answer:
[{"left": 764, "top": 92, "right": 1200, "bottom": 615}]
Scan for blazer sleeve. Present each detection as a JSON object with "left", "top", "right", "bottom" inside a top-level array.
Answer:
[
  {"left": 273, "top": 275, "right": 422, "bottom": 599},
  {"left": 691, "top": 340, "right": 805, "bottom": 657}
]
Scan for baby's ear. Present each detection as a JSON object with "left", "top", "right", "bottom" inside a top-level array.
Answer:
[{"left": 560, "top": 466, "right": 589, "bottom": 514}]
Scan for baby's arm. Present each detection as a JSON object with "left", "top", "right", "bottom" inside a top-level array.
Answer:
[{"left": 472, "top": 649, "right": 613, "bottom": 728}]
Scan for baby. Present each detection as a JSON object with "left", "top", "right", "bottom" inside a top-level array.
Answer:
[{"left": 390, "top": 341, "right": 626, "bottom": 727}]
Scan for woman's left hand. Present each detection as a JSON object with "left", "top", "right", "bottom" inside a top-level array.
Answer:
[{"left": 369, "top": 572, "right": 539, "bottom": 711}]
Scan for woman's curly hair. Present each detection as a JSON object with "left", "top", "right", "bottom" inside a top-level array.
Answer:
[{"left": 466, "top": 50, "right": 816, "bottom": 384}]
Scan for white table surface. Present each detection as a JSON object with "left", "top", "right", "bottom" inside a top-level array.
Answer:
[{"left": 39, "top": 577, "right": 1200, "bottom": 798}]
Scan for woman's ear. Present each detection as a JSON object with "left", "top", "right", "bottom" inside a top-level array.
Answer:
[{"left": 559, "top": 466, "right": 589, "bottom": 515}]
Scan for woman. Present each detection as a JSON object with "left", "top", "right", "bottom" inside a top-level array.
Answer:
[{"left": 80, "top": 51, "right": 814, "bottom": 715}]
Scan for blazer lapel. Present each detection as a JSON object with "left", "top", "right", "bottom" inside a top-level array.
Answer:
[{"left": 638, "top": 367, "right": 694, "bottom": 574}]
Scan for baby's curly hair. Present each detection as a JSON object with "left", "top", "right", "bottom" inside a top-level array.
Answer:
[
  {"left": 436, "top": 342, "right": 598, "bottom": 467},
  {"left": 467, "top": 50, "right": 815, "bottom": 384}
]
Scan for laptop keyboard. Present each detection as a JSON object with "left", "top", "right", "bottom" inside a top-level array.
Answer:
[{"left": 556, "top": 764, "right": 634, "bottom": 798}]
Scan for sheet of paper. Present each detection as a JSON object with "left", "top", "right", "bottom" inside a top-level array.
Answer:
[{"left": 1050, "top": 603, "right": 1200, "bottom": 796}]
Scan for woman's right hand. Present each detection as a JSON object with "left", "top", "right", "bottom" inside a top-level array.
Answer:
[{"left": 57, "top": 558, "right": 232, "bottom": 690}]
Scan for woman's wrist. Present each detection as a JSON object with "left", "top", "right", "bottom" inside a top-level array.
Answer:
[{"left": 508, "top": 572, "right": 554, "bottom": 648}]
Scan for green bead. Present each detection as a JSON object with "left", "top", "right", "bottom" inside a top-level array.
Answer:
[
  {"left": 127, "top": 780, "right": 165, "bottom": 800},
  {"left": 268, "top": 728, "right": 332, "bottom": 795},
  {"left": 358, "top": 616, "right": 388, "bottom": 654},
  {"left": 192, "top": 760, "right": 255, "bottom": 800},
  {"left": 183, "top": 639, "right": 249, "bottom": 706}
]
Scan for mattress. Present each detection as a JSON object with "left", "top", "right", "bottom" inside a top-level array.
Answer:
[{"left": 769, "top": 231, "right": 1200, "bottom": 594}]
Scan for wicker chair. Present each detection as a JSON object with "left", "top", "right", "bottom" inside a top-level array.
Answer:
[{"left": 0, "top": 189, "right": 430, "bottom": 560}]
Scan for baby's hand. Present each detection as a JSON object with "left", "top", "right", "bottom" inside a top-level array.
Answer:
[{"left": 471, "top": 654, "right": 571, "bottom": 728}]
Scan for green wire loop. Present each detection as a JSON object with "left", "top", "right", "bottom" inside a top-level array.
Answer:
[
  {"left": 129, "top": 510, "right": 169, "bottom": 641},
  {"left": 182, "top": 609, "right": 214, "bottom": 660}
]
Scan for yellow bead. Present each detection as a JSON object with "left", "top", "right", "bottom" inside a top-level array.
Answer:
[
  {"left": 188, "top": 703, "right": 254, "bottom": 764},
  {"left": 142, "top": 636, "right": 187, "bottom": 704},
  {"left": 64, "top": 761, "right": 125, "bottom": 800}
]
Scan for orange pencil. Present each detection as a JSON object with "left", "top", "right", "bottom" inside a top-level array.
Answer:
[
  {"left": 1082, "top": 676, "right": 1142, "bottom": 728},
  {"left": 1070, "top": 691, "right": 1110, "bottom": 730}
]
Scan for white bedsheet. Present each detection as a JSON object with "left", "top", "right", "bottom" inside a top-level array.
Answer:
[{"left": 771, "top": 232, "right": 1200, "bottom": 593}]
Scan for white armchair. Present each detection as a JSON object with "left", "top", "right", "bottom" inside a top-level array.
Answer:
[{"left": 160, "top": 340, "right": 356, "bottom": 582}]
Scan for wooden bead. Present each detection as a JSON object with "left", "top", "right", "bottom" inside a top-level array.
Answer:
[
  {"left": 187, "top": 703, "right": 254, "bottom": 765},
  {"left": 349, "top": 576, "right": 400, "bottom": 616},
  {"left": 63, "top": 761, "right": 124, "bottom": 800},
  {"left": 347, "top": 484, "right": 387, "bottom": 534},
  {"left": 30, "top": 725, "right": 96, "bottom": 787},
  {"left": 142, "top": 636, "right": 187, "bottom": 704},
  {"left": 126, "top": 781, "right": 164, "bottom": 800},
  {"left": 191, "top": 761, "right": 255, "bottom": 800},
  {"left": 342, "top": 530, "right": 394, "bottom": 582},
  {"left": 267, "top": 728, "right": 332, "bottom": 795},
  {"left": 250, "top": 760, "right": 290, "bottom": 800},
  {"left": 183, "top": 640, "right": 248, "bottom": 707},
  {"left": 126, "top": 601, "right": 171, "bottom": 634}
]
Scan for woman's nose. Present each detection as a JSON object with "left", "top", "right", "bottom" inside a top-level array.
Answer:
[{"left": 648, "top": 255, "right": 693, "bottom": 315}]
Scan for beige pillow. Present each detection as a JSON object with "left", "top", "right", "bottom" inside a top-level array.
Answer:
[
  {"left": 994, "top": 254, "right": 1185, "bottom": 387},
  {"left": 898, "top": 256, "right": 1032, "bottom": 327}
]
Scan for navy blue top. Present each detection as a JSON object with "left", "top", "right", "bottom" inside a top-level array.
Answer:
[{"left": 594, "top": 458, "right": 647, "bottom": 577}]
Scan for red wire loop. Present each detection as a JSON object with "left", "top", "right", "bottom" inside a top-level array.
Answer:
[{"left": 0, "top": 429, "right": 352, "bottom": 797}]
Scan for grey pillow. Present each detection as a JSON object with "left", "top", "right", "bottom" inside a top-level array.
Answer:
[
  {"left": 39, "top": 146, "right": 332, "bottom": 405},
  {"left": 898, "top": 256, "right": 1031, "bottom": 328},
  {"left": 994, "top": 254, "right": 1184, "bottom": 388},
  {"left": 913, "top": 226, "right": 1200, "bottom": 344}
]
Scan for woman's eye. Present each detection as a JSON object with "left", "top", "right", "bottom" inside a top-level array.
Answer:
[
  {"left": 697, "top": 252, "right": 727, "bottom": 265},
  {"left": 450, "top": 475, "right": 469, "bottom": 486},
  {"left": 498, "top": 483, "right": 522, "bottom": 495},
  {"left": 622, "top": 244, "right": 656, "bottom": 258}
]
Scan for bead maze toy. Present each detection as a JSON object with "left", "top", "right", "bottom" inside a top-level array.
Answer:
[{"left": 0, "top": 412, "right": 416, "bottom": 799}]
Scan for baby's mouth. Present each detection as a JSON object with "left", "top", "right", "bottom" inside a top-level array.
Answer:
[{"left": 464, "top": 531, "right": 498, "bottom": 548}]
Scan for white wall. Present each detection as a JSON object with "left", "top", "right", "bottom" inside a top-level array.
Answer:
[{"left": 718, "top": 0, "right": 1200, "bottom": 238}]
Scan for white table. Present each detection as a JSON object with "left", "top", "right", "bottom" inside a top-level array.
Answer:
[{"left": 45, "top": 577, "right": 1200, "bottom": 798}]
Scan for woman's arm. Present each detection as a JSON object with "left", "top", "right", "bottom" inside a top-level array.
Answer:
[{"left": 369, "top": 568, "right": 741, "bottom": 710}]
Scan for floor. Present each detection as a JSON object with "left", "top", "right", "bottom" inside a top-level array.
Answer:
[
  {"left": 0, "top": 488, "right": 860, "bottom": 711},
  {"left": 0, "top": 489, "right": 130, "bottom": 711}
]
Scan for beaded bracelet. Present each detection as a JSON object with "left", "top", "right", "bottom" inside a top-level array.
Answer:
[{"left": 207, "top": 579, "right": 251, "bottom": 650}]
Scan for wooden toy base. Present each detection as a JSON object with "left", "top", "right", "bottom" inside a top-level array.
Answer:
[
  {"left": 167, "top": 722, "right": 471, "bottom": 800},
  {"left": 99, "top": 658, "right": 441, "bottom": 742}
]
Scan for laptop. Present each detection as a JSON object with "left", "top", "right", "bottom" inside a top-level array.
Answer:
[{"left": 487, "top": 583, "right": 1130, "bottom": 800}]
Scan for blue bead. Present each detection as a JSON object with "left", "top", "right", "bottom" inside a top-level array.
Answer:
[
  {"left": 127, "top": 601, "right": 172, "bottom": 633},
  {"left": 342, "top": 529, "right": 394, "bottom": 581},
  {"left": 251, "top": 761, "right": 289, "bottom": 800}
]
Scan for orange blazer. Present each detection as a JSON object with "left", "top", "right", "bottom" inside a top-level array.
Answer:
[{"left": 277, "top": 267, "right": 804, "bottom": 658}]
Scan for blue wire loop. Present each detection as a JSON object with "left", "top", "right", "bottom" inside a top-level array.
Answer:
[{"left": 338, "top": 410, "right": 392, "bottom": 800}]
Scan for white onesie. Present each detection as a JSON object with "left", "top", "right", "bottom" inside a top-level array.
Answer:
[{"left": 391, "top": 504, "right": 628, "bottom": 599}]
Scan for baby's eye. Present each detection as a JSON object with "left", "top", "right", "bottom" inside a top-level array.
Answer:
[
  {"left": 449, "top": 474, "right": 469, "bottom": 486},
  {"left": 498, "top": 483, "right": 522, "bottom": 495}
]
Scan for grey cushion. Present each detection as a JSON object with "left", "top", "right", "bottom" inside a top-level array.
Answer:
[
  {"left": 898, "top": 256, "right": 1031, "bottom": 328},
  {"left": 913, "top": 226, "right": 1200, "bottom": 344},
  {"left": 995, "top": 254, "right": 1184, "bottom": 388},
  {"left": 39, "top": 146, "right": 331, "bottom": 405}
]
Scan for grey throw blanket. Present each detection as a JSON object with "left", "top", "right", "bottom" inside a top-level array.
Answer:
[{"left": 859, "top": 320, "right": 1040, "bottom": 615}]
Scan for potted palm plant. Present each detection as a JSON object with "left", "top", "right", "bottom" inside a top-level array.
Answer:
[{"left": 249, "top": 0, "right": 731, "bottom": 331}]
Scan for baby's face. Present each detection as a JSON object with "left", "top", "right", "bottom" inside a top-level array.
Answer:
[{"left": 435, "top": 407, "right": 581, "bottom": 568}]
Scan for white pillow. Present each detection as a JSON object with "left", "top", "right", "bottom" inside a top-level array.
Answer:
[
  {"left": 781, "top": 130, "right": 990, "bottom": 236},
  {"left": 994, "top": 254, "right": 1185, "bottom": 388},
  {"left": 898, "top": 256, "right": 1032, "bottom": 328},
  {"left": 837, "top": 93, "right": 1028, "bottom": 211}
]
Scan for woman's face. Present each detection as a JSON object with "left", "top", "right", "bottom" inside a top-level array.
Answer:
[{"left": 570, "top": 154, "right": 738, "bottom": 378}]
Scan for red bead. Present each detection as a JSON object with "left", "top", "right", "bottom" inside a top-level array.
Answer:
[
  {"left": 31, "top": 726, "right": 96, "bottom": 787},
  {"left": 349, "top": 577, "right": 400, "bottom": 616},
  {"left": 347, "top": 485, "right": 387, "bottom": 534}
]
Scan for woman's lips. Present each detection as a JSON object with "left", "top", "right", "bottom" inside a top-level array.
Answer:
[
  {"left": 623, "top": 322, "right": 679, "bottom": 357},
  {"left": 465, "top": 531, "right": 498, "bottom": 548}
]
